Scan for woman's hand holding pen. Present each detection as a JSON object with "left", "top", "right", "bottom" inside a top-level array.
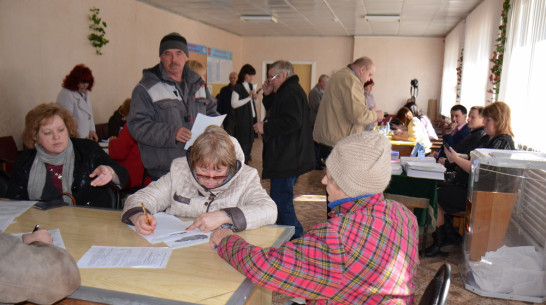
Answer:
[
  {"left": 130, "top": 213, "right": 157, "bottom": 235},
  {"left": 209, "top": 228, "right": 233, "bottom": 249}
]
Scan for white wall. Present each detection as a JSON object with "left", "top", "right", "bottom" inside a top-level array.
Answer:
[
  {"left": 353, "top": 37, "right": 445, "bottom": 116},
  {"left": 0, "top": 0, "right": 445, "bottom": 149},
  {"left": 0, "top": 0, "right": 242, "bottom": 149}
]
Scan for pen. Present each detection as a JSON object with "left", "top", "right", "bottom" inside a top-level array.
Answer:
[
  {"left": 32, "top": 224, "right": 40, "bottom": 232},
  {"left": 141, "top": 203, "right": 153, "bottom": 232}
]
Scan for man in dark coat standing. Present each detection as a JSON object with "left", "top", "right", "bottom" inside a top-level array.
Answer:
[{"left": 253, "top": 60, "right": 315, "bottom": 239}]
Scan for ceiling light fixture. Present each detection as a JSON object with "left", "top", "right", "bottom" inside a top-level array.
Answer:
[
  {"left": 364, "top": 14, "right": 401, "bottom": 22},
  {"left": 240, "top": 15, "right": 278, "bottom": 23}
]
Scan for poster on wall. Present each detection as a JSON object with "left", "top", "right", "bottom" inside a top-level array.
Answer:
[
  {"left": 207, "top": 48, "right": 233, "bottom": 84},
  {"left": 187, "top": 43, "right": 233, "bottom": 85}
]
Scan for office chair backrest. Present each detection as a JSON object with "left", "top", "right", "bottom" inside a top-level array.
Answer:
[
  {"left": 0, "top": 168, "right": 9, "bottom": 198},
  {"left": 68, "top": 182, "right": 121, "bottom": 209},
  {"left": 418, "top": 263, "right": 451, "bottom": 305},
  {"left": 0, "top": 136, "right": 19, "bottom": 175}
]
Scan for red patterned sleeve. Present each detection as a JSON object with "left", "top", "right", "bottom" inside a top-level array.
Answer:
[{"left": 217, "top": 225, "right": 344, "bottom": 300}]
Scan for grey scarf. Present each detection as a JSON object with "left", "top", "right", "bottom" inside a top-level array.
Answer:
[{"left": 27, "top": 140, "right": 75, "bottom": 203}]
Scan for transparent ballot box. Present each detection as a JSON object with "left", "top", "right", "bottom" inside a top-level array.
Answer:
[{"left": 461, "top": 149, "right": 546, "bottom": 303}]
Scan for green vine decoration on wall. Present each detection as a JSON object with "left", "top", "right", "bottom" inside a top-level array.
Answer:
[
  {"left": 487, "top": 0, "right": 511, "bottom": 103},
  {"left": 456, "top": 47, "right": 464, "bottom": 103},
  {"left": 88, "top": 7, "right": 109, "bottom": 55}
]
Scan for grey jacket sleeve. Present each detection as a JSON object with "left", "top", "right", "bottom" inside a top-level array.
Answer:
[
  {"left": 0, "top": 234, "right": 81, "bottom": 305},
  {"left": 128, "top": 84, "right": 179, "bottom": 148}
]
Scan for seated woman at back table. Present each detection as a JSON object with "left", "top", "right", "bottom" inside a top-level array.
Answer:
[
  {"left": 392, "top": 106, "right": 433, "bottom": 154},
  {"left": 425, "top": 101, "right": 515, "bottom": 258},
  {"left": 7, "top": 103, "right": 129, "bottom": 207},
  {"left": 122, "top": 125, "right": 277, "bottom": 234},
  {"left": 108, "top": 98, "right": 152, "bottom": 189},
  {"left": 404, "top": 100, "right": 438, "bottom": 141}
]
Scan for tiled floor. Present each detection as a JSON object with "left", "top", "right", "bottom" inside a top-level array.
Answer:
[{"left": 247, "top": 138, "right": 540, "bottom": 305}]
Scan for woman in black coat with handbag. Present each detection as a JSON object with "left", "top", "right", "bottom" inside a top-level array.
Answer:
[{"left": 7, "top": 103, "right": 128, "bottom": 208}]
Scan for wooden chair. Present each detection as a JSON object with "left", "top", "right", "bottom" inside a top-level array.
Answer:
[
  {"left": 384, "top": 193, "right": 430, "bottom": 255},
  {"left": 450, "top": 211, "right": 466, "bottom": 236},
  {"left": 0, "top": 136, "right": 19, "bottom": 175},
  {"left": 95, "top": 123, "right": 109, "bottom": 141}
]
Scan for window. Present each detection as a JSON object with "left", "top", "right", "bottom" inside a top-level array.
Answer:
[{"left": 499, "top": 0, "right": 546, "bottom": 152}]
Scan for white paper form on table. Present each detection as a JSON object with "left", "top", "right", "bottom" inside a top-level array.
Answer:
[
  {"left": 184, "top": 113, "right": 226, "bottom": 150},
  {"left": 77, "top": 246, "right": 172, "bottom": 268}
]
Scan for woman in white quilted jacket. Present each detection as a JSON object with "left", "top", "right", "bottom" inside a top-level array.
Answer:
[{"left": 121, "top": 125, "right": 277, "bottom": 234}]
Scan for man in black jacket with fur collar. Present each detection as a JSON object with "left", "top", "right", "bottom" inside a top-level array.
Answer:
[{"left": 253, "top": 60, "right": 314, "bottom": 239}]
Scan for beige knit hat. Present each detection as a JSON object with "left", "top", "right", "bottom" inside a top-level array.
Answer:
[{"left": 325, "top": 132, "right": 391, "bottom": 197}]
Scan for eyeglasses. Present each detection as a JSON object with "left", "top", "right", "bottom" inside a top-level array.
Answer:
[
  {"left": 267, "top": 73, "right": 281, "bottom": 81},
  {"left": 195, "top": 173, "right": 228, "bottom": 182}
]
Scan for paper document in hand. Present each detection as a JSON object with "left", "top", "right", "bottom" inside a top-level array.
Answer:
[
  {"left": 77, "top": 246, "right": 172, "bottom": 268},
  {"left": 184, "top": 113, "right": 226, "bottom": 149}
]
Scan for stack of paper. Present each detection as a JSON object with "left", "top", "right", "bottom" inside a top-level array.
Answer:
[
  {"left": 405, "top": 161, "right": 446, "bottom": 180},
  {"left": 391, "top": 161, "right": 403, "bottom": 175},
  {"left": 400, "top": 156, "right": 436, "bottom": 168}
]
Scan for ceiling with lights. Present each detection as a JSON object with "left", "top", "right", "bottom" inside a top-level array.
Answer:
[{"left": 139, "top": 0, "right": 483, "bottom": 37}]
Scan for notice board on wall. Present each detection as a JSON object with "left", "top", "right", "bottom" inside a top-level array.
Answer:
[{"left": 188, "top": 43, "right": 233, "bottom": 96}]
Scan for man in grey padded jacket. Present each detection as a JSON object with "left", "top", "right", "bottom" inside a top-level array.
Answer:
[{"left": 128, "top": 32, "right": 218, "bottom": 179}]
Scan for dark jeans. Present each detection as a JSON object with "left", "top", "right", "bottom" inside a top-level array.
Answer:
[
  {"left": 240, "top": 141, "right": 253, "bottom": 165},
  {"left": 318, "top": 143, "right": 333, "bottom": 216},
  {"left": 318, "top": 143, "right": 333, "bottom": 163},
  {"left": 314, "top": 141, "right": 323, "bottom": 166},
  {"left": 270, "top": 176, "right": 303, "bottom": 239}
]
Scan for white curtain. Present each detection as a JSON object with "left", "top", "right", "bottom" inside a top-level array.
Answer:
[
  {"left": 440, "top": 21, "right": 465, "bottom": 117},
  {"left": 459, "top": 0, "right": 503, "bottom": 111},
  {"left": 499, "top": 0, "right": 546, "bottom": 151}
]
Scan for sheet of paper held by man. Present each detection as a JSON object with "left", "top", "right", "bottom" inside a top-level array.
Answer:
[
  {"left": 77, "top": 246, "right": 172, "bottom": 268},
  {"left": 128, "top": 212, "right": 211, "bottom": 248},
  {"left": 0, "top": 200, "right": 36, "bottom": 231},
  {"left": 10, "top": 228, "right": 66, "bottom": 249},
  {"left": 184, "top": 113, "right": 226, "bottom": 149}
]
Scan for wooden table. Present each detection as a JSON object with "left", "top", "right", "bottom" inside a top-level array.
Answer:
[
  {"left": 385, "top": 174, "right": 439, "bottom": 255},
  {"left": 5, "top": 205, "right": 293, "bottom": 305},
  {"left": 390, "top": 139, "right": 416, "bottom": 157}
]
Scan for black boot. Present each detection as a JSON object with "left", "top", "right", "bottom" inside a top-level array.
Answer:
[
  {"left": 425, "top": 226, "right": 448, "bottom": 258},
  {"left": 441, "top": 222, "right": 462, "bottom": 250}
]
